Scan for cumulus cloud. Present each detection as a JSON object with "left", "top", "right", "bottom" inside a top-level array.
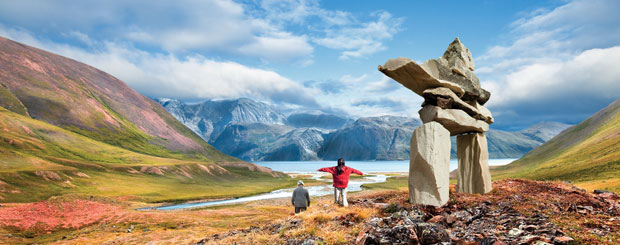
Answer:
[
  {"left": 0, "top": 0, "right": 314, "bottom": 63},
  {"left": 477, "top": 0, "right": 620, "bottom": 130},
  {"left": 250, "top": 0, "right": 404, "bottom": 59},
  {"left": 489, "top": 47, "right": 620, "bottom": 106},
  {"left": 365, "top": 77, "right": 402, "bottom": 93},
  {"left": 0, "top": 26, "right": 319, "bottom": 108},
  {"left": 0, "top": 0, "right": 403, "bottom": 63},
  {"left": 314, "top": 11, "right": 404, "bottom": 60}
]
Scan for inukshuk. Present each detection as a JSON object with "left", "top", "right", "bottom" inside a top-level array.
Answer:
[{"left": 378, "top": 38, "right": 493, "bottom": 206}]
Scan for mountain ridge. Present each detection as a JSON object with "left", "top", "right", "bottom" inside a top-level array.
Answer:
[{"left": 158, "top": 98, "right": 571, "bottom": 161}]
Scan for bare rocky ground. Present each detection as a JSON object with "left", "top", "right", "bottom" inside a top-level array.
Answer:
[{"left": 198, "top": 179, "right": 619, "bottom": 244}]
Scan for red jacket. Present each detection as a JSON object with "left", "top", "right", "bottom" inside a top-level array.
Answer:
[{"left": 318, "top": 166, "right": 363, "bottom": 188}]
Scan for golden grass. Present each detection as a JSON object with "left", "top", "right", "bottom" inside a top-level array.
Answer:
[
  {"left": 0, "top": 107, "right": 293, "bottom": 203},
  {"left": 493, "top": 105, "right": 620, "bottom": 192}
]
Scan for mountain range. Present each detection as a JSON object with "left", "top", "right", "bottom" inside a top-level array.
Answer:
[
  {"left": 157, "top": 98, "right": 571, "bottom": 161},
  {"left": 0, "top": 36, "right": 288, "bottom": 203}
]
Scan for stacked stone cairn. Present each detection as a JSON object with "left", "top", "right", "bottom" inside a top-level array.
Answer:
[{"left": 378, "top": 38, "right": 493, "bottom": 206}]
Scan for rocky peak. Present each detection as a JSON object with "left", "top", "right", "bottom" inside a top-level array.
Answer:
[{"left": 442, "top": 37, "right": 475, "bottom": 71}]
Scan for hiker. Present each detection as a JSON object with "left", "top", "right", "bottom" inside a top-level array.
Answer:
[
  {"left": 318, "top": 158, "right": 363, "bottom": 207},
  {"left": 291, "top": 180, "right": 310, "bottom": 214}
]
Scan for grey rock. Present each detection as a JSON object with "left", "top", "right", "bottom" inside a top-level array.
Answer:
[
  {"left": 378, "top": 57, "right": 466, "bottom": 97},
  {"left": 409, "top": 122, "right": 451, "bottom": 206},
  {"left": 443, "top": 37, "right": 475, "bottom": 71},
  {"left": 419, "top": 105, "right": 489, "bottom": 135},
  {"left": 379, "top": 38, "right": 491, "bottom": 105},
  {"left": 422, "top": 87, "right": 493, "bottom": 123},
  {"left": 424, "top": 56, "right": 490, "bottom": 105},
  {"left": 456, "top": 133, "right": 492, "bottom": 194},
  {"left": 508, "top": 228, "right": 523, "bottom": 237}
]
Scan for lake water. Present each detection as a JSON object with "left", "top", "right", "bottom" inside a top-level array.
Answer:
[
  {"left": 140, "top": 159, "right": 517, "bottom": 210},
  {"left": 254, "top": 159, "right": 518, "bottom": 173}
]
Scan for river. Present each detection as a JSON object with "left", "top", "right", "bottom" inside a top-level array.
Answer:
[
  {"left": 254, "top": 159, "right": 518, "bottom": 173},
  {"left": 140, "top": 159, "right": 516, "bottom": 210}
]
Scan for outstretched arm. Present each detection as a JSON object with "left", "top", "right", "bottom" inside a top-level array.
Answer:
[
  {"left": 351, "top": 168, "right": 363, "bottom": 176},
  {"left": 318, "top": 167, "right": 334, "bottom": 174}
]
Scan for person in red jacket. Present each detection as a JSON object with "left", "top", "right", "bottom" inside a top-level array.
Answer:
[{"left": 318, "top": 158, "right": 363, "bottom": 207}]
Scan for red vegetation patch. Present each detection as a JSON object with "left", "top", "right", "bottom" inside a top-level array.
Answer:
[{"left": 0, "top": 198, "right": 127, "bottom": 232}]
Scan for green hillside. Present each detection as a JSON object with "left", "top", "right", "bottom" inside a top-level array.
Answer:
[
  {"left": 0, "top": 36, "right": 291, "bottom": 203},
  {"left": 493, "top": 99, "right": 620, "bottom": 192},
  {"left": 0, "top": 107, "right": 291, "bottom": 202}
]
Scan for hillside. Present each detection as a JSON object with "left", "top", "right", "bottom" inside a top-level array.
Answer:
[
  {"left": 2, "top": 178, "right": 616, "bottom": 244},
  {"left": 494, "top": 99, "right": 620, "bottom": 192},
  {"left": 0, "top": 36, "right": 289, "bottom": 202}
]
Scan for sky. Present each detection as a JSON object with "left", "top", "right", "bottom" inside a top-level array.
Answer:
[{"left": 0, "top": 0, "right": 619, "bottom": 131}]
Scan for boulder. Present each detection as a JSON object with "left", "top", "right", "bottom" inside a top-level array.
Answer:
[
  {"left": 418, "top": 105, "right": 489, "bottom": 135},
  {"left": 422, "top": 87, "right": 493, "bottom": 124},
  {"left": 409, "top": 122, "right": 451, "bottom": 206},
  {"left": 456, "top": 133, "right": 492, "bottom": 194}
]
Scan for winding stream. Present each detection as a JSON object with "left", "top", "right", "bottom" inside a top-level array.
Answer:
[
  {"left": 139, "top": 174, "right": 389, "bottom": 210},
  {"left": 139, "top": 159, "right": 515, "bottom": 211}
]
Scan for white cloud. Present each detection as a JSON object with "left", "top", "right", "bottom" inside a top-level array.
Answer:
[
  {"left": 0, "top": 0, "right": 404, "bottom": 63},
  {"left": 253, "top": 0, "right": 404, "bottom": 59},
  {"left": 63, "top": 31, "right": 96, "bottom": 47},
  {"left": 0, "top": 0, "right": 314, "bottom": 63},
  {"left": 488, "top": 46, "right": 620, "bottom": 107},
  {"left": 478, "top": 0, "right": 620, "bottom": 75},
  {"left": 237, "top": 33, "right": 313, "bottom": 63},
  {"left": 314, "top": 11, "right": 404, "bottom": 60},
  {"left": 339, "top": 74, "right": 368, "bottom": 84},
  {"left": 365, "top": 77, "right": 401, "bottom": 93},
  {"left": 0, "top": 26, "right": 319, "bottom": 107},
  {"left": 476, "top": 0, "right": 620, "bottom": 129}
]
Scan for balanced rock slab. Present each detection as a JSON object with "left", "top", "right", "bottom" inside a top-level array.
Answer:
[
  {"left": 456, "top": 133, "right": 492, "bottom": 194},
  {"left": 422, "top": 87, "right": 493, "bottom": 124},
  {"left": 409, "top": 122, "right": 451, "bottom": 206},
  {"left": 378, "top": 38, "right": 491, "bottom": 105},
  {"left": 378, "top": 57, "right": 465, "bottom": 97},
  {"left": 419, "top": 105, "right": 489, "bottom": 136}
]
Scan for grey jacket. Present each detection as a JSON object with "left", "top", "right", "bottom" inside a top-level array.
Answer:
[{"left": 292, "top": 186, "right": 310, "bottom": 208}]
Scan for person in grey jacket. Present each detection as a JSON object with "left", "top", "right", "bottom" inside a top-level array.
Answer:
[{"left": 292, "top": 180, "right": 310, "bottom": 214}]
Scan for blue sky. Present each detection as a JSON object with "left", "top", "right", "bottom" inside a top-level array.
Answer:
[{"left": 0, "top": 0, "right": 619, "bottom": 131}]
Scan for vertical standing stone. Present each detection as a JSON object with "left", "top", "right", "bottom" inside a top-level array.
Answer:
[
  {"left": 409, "top": 122, "right": 451, "bottom": 206},
  {"left": 456, "top": 133, "right": 492, "bottom": 194}
]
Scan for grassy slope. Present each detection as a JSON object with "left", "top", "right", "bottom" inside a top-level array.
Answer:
[
  {"left": 493, "top": 99, "right": 620, "bottom": 192},
  {"left": 0, "top": 83, "right": 28, "bottom": 116},
  {"left": 0, "top": 107, "right": 293, "bottom": 202},
  {"left": 0, "top": 36, "right": 233, "bottom": 162}
]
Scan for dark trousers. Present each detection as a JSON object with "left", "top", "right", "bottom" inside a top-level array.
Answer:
[{"left": 295, "top": 207, "right": 307, "bottom": 213}]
